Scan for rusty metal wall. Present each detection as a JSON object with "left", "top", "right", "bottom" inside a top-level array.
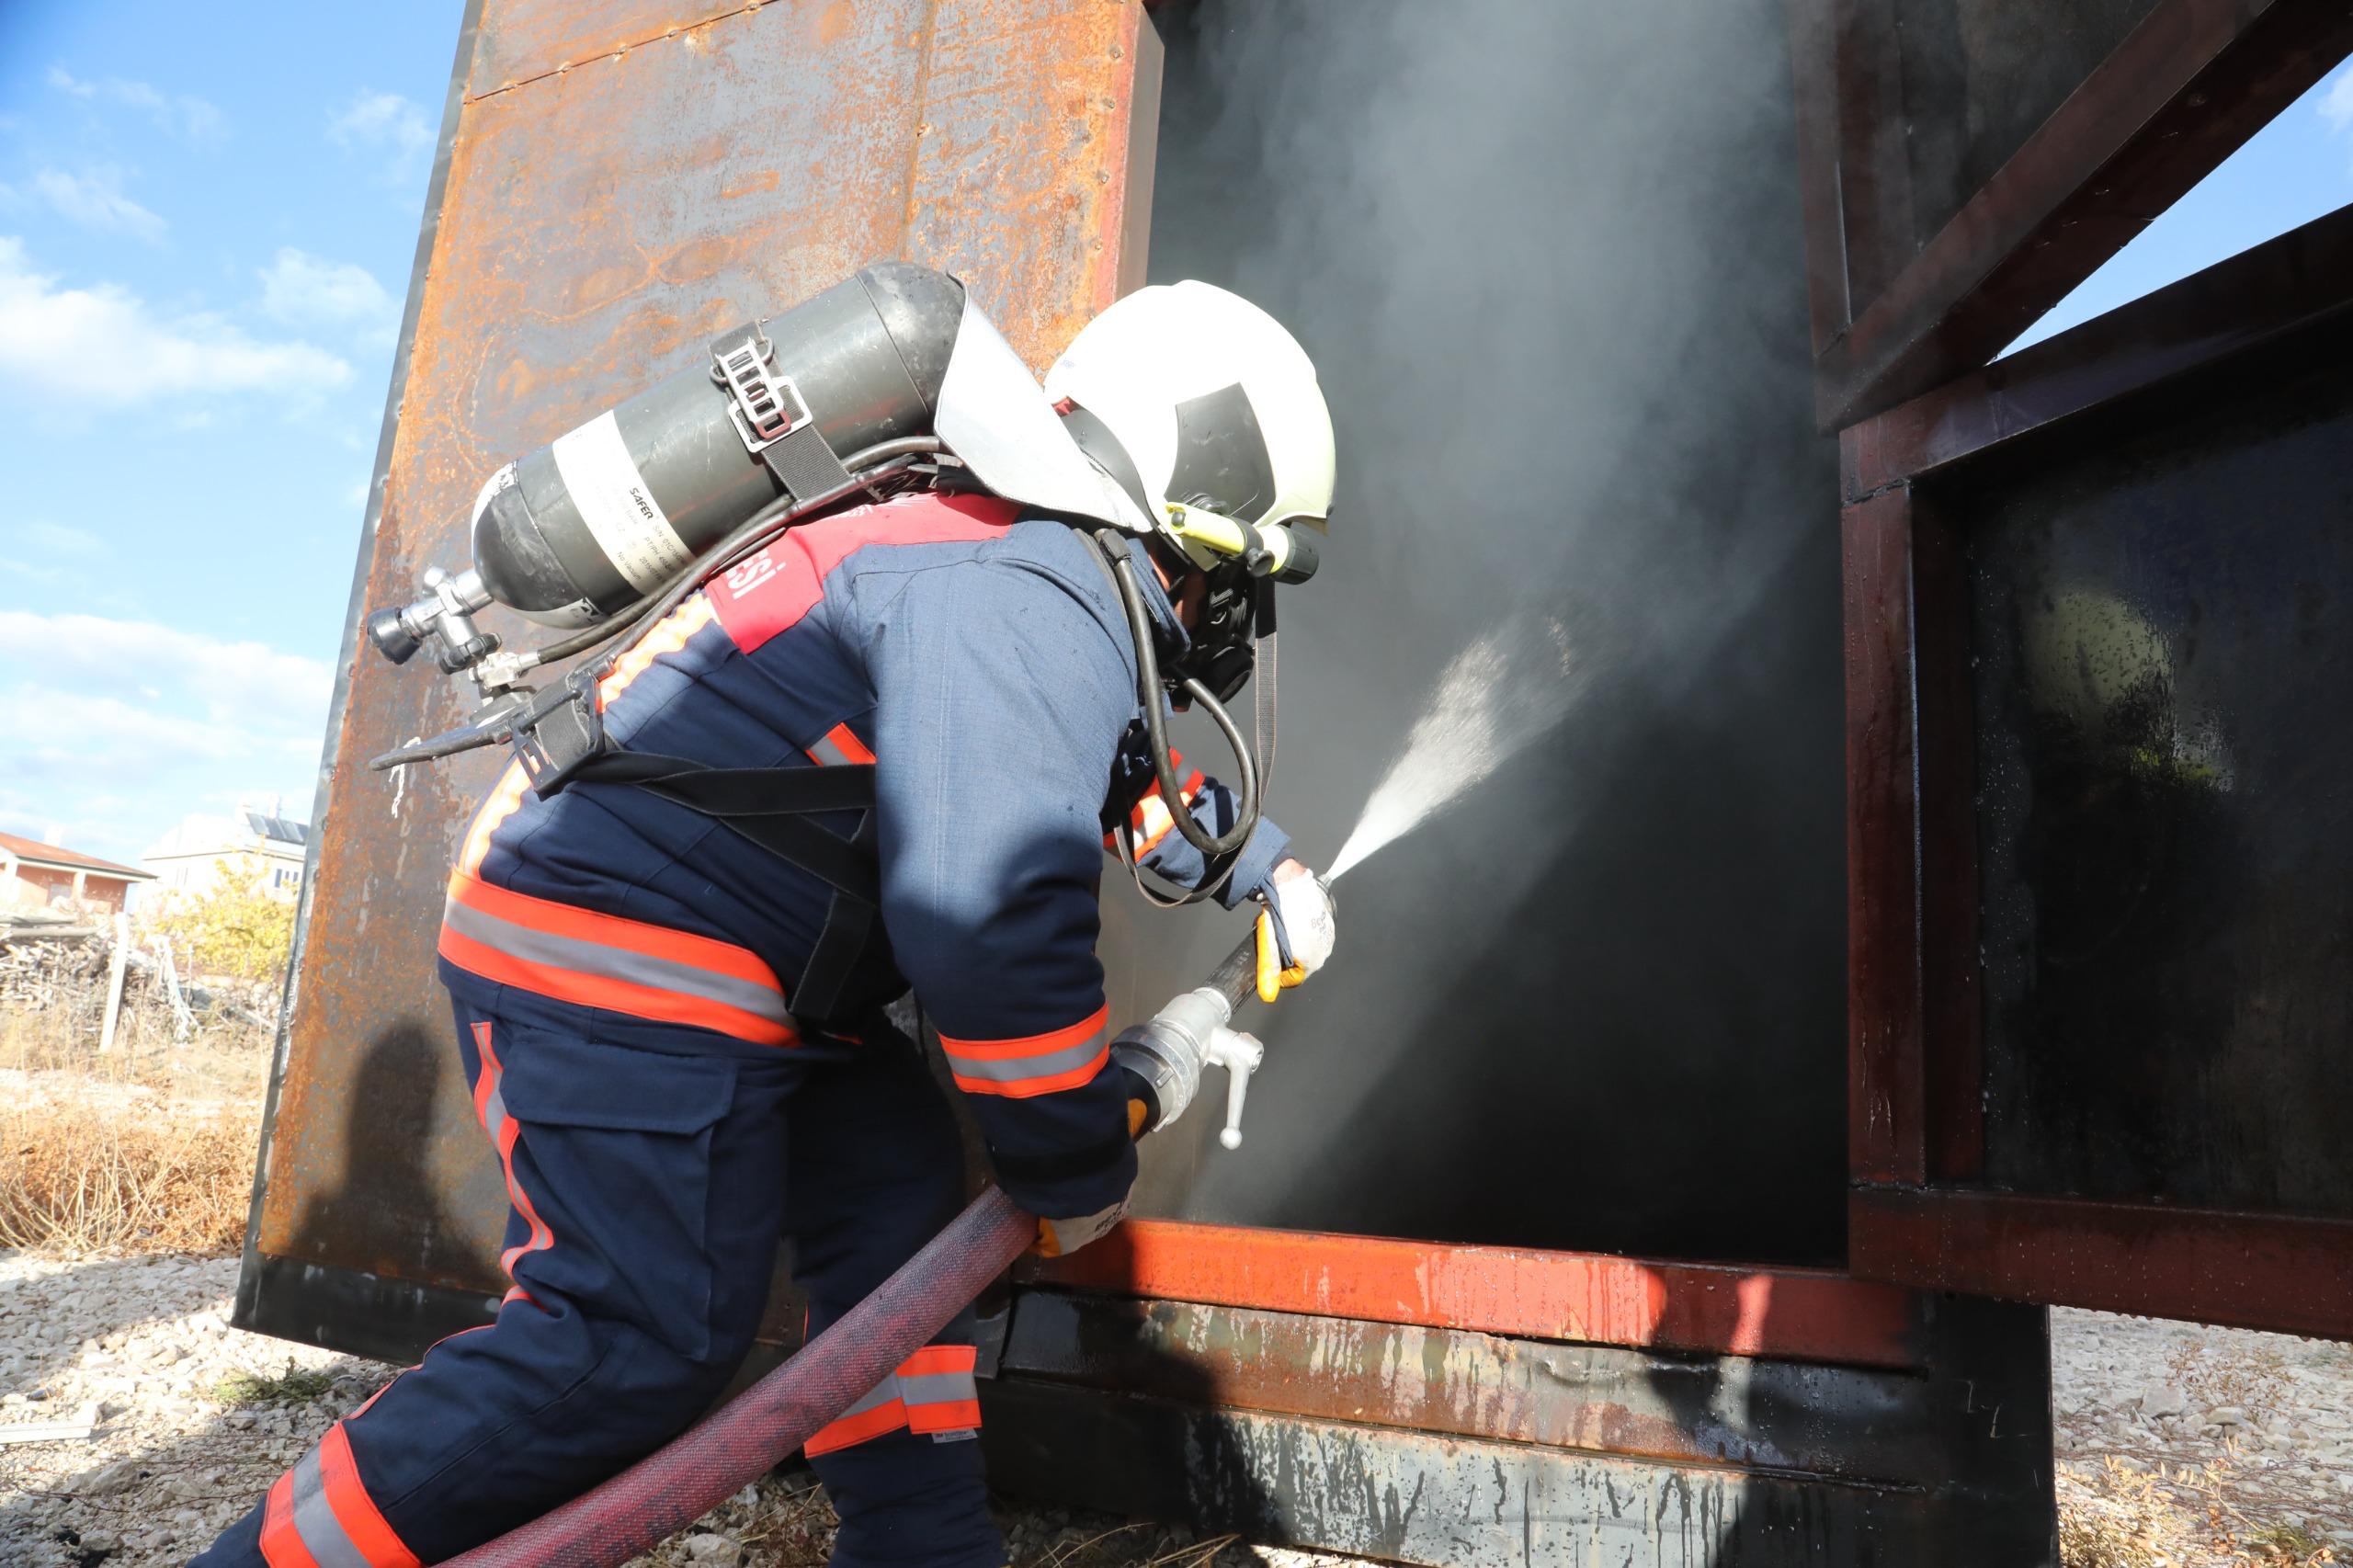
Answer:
[
  {"left": 982, "top": 1281, "right": 2056, "bottom": 1567},
  {"left": 1839, "top": 209, "right": 2353, "bottom": 1340},
  {"left": 239, "top": 0, "right": 1162, "bottom": 1349},
  {"left": 1819, "top": 0, "right": 2353, "bottom": 1332}
]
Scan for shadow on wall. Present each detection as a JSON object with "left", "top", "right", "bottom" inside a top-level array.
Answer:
[
  {"left": 1119, "top": 0, "right": 1847, "bottom": 1264},
  {"left": 273, "top": 1016, "right": 504, "bottom": 1304}
]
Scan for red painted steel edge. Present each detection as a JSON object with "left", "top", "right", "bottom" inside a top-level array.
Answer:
[
  {"left": 1021, "top": 1221, "right": 1924, "bottom": 1370},
  {"left": 1843, "top": 488, "right": 1927, "bottom": 1187},
  {"left": 1851, "top": 1188, "right": 2353, "bottom": 1341},
  {"left": 1817, "top": 0, "right": 2353, "bottom": 427},
  {"left": 1842, "top": 200, "right": 2353, "bottom": 499}
]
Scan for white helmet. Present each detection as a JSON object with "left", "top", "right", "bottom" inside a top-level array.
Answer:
[{"left": 1046, "top": 282, "right": 1336, "bottom": 574}]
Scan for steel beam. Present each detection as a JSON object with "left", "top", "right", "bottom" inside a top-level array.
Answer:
[
  {"left": 1001, "top": 1291, "right": 1944, "bottom": 1484},
  {"left": 1021, "top": 1221, "right": 1924, "bottom": 1369},
  {"left": 1842, "top": 200, "right": 2353, "bottom": 498},
  {"left": 1842, "top": 490, "right": 1927, "bottom": 1188},
  {"left": 1852, "top": 1189, "right": 2353, "bottom": 1340},
  {"left": 1811, "top": 0, "right": 2353, "bottom": 426}
]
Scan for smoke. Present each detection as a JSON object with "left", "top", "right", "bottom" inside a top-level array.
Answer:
[{"left": 1120, "top": 0, "right": 1846, "bottom": 1263}]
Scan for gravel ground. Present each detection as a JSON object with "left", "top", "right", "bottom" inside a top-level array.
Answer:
[
  {"left": 2052, "top": 1309, "right": 2353, "bottom": 1564},
  {"left": 0, "top": 1252, "right": 1364, "bottom": 1567},
  {"left": 6, "top": 1250, "right": 2352, "bottom": 1566}
]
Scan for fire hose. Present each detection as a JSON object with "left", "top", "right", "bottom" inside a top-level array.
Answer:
[{"left": 445, "top": 919, "right": 1289, "bottom": 1566}]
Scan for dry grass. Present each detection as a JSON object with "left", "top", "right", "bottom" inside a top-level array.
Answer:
[
  {"left": 0, "top": 962, "right": 270, "bottom": 1257},
  {"left": 630, "top": 1476, "right": 1257, "bottom": 1568},
  {"left": 2060, "top": 1455, "right": 2339, "bottom": 1568},
  {"left": 0, "top": 1094, "right": 256, "bottom": 1255}
]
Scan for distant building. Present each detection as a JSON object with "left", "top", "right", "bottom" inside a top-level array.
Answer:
[
  {"left": 143, "top": 803, "right": 312, "bottom": 903},
  {"left": 0, "top": 831, "right": 155, "bottom": 920}
]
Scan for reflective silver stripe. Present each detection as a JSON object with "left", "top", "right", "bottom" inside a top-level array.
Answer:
[
  {"left": 442, "top": 894, "right": 789, "bottom": 1027},
  {"left": 287, "top": 1445, "right": 375, "bottom": 1568},
  {"left": 836, "top": 1376, "right": 900, "bottom": 1418},
  {"left": 807, "top": 733, "right": 855, "bottom": 767},
  {"left": 898, "top": 1369, "right": 978, "bottom": 1408},
  {"left": 942, "top": 1030, "right": 1108, "bottom": 1086},
  {"left": 482, "top": 1079, "right": 508, "bottom": 1142}
]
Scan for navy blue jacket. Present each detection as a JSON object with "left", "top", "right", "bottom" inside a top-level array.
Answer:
[{"left": 438, "top": 490, "right": 1287, "bottom": 1218}]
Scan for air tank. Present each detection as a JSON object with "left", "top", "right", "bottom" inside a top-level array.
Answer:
[{"left": 471, "top": 262, "right": 964, "bottom": 625}]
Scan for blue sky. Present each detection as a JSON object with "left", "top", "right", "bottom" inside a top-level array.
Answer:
[
  {"left": 0, "top": 7, "right": 2346, "bottom": 865},
  {"left": 0, "top": 3, "right": 459, "bottom": 863}
]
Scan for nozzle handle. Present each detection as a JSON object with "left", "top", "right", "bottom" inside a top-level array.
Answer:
[{"left": 1211, "top": 1028, "right": 1264, "bottom": 1149}]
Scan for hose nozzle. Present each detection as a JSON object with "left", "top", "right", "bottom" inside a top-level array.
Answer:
[{"left": 1110, "top": 986, "right": 1263, "bottom": 1150}]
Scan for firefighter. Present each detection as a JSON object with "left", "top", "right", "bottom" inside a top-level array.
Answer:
[{"left": 194, "top": 281, "right": 1339, "bottom": 1568}]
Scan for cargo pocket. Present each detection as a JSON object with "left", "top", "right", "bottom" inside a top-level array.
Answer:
[{"left": 494, "top": 1029, "right": 738, "bottom": 1363}]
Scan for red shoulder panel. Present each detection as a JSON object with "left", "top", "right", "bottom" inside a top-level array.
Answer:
[{"left": 707, "top": 491, "right": 1018, "bottom": 653}]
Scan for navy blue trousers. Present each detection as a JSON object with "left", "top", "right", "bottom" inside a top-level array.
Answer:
[{"left": 193, "top": 991, "right": 1001, "bottom": 1568}]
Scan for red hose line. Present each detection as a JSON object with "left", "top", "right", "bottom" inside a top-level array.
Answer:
[{"left": 445, "top": 1186, "right": 1038, "bottom": 1566}]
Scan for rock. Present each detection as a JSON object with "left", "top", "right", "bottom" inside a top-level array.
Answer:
[
  {"left": 682, "top": 1533, "right": 740, "bottom": 1565},
  {"left": 2207, "top": 1405, "right": 2246, "bottom": 1427},
  {"left": 72, "top": 1458, "right": 144, "bottom": 1497},
  {"left": 2142, "top": 1385, "right": 2188, "bottom": 1418}
]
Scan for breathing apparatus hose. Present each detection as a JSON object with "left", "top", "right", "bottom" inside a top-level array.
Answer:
[
  {"left": 447, "top": 919, "right": 1272, "bottom": 1566},
  {"left": 1093, "top": 529, "right": 1258, "bottom": 860}
]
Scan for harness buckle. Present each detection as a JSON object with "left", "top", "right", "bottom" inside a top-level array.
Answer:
[
  {"left": 710, "top": 323, "right": 814, "bottom": 454},
  {"left": 510, "top": 668, "right": 609, "bottom": 797}
]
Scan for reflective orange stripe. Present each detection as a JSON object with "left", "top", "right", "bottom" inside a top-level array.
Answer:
[
  {"left": 1116, "top": 767, "right": 1206, "bottom": 856},
  {"left": 597, "top": 596, "right": 716, "bottom": 709},
  {"left": 475, "top": 1023, "right": 555, "bottom": 1278},
  {"left": 814, "top": 722, "right": 874, "bottom": 766},
  {"left": 449, "top": 871, "right": 780, "bottom": 985},
  {"left": 938, "top": 1006, "right": 1111, "bottom": 1098},
  {"left": 438, "top": 871, "right": 796, "bottom": 1046},
  {"left": 900, "top": 1344, "right": 981, "bottom": 1433},
  {"left": 259, "top": 1422, "right": 419, "bottom": 1567},
  {"left": 315, "top": 1424, "right": 422, "bottom": 1567},
  {"left": 459, "top": 761, "right": 530, "bottom": 876},
  {"left": 259, "top": 1471, "right": 321, "bottom": 1568},
  {"left": 805, "top": 1392, "right": 908, "bottom": 1456},
  {"left": 805, "top": 1345, "right": 980, "bottom": 1453}
]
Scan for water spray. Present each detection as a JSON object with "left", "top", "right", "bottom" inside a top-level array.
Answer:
[{"left": 1326, "top": 613, "right": 1588, "bottom": 881}]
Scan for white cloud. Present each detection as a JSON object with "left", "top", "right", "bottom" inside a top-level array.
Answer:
[
  {"left": 47, "top": 65, "right": 226, "bottom": 146},
  {"left": 6, "top": 166, "right": 166, "bottom": 243},
  {"left": 0, "top": 558, "right": 66, "bottom": 586},
  {"left": 0, "top": 610, "right": 334, "bottom": 725},
  {"left": 2324, "top": 65, "right": 2353, "bottom": 132},
  {"left": 21, "top": 520, "right": 103, "bottom": 557},
  {"left": 0, "top": 607, "right": 336, "bottom": 857},
  {"left": 330, "top": 90, "right": 435, "bottom": 187},
  {"left": 258, "top": 247, "right": 397, "bottom": 342},
  {"left": 0, "top": 237, "right": 351, "bottom": 412},
  {"left": 0, "top": 613, "right": 333, "bottom": 863}
]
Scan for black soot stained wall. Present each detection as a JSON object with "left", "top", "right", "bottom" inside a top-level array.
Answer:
[{"left": 1095, "top": 0, "right": 1851, "bottom": 1266}]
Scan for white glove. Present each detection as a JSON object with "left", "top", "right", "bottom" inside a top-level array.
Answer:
[
  {"left": 1032, "top": 1198, "right": 1128, "bottom": 1258},
  {"left": 1263, "top": 863, "right": 1336, "bottom": 976}
]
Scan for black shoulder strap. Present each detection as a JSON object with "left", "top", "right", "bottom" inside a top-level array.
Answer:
[{"left": 566, "top": 752, "right": 881, "bottom": 907}]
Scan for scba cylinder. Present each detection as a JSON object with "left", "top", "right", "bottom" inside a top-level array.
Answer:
[{"left": 471, "top": 263, "right": 965, "bottom": 626}]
